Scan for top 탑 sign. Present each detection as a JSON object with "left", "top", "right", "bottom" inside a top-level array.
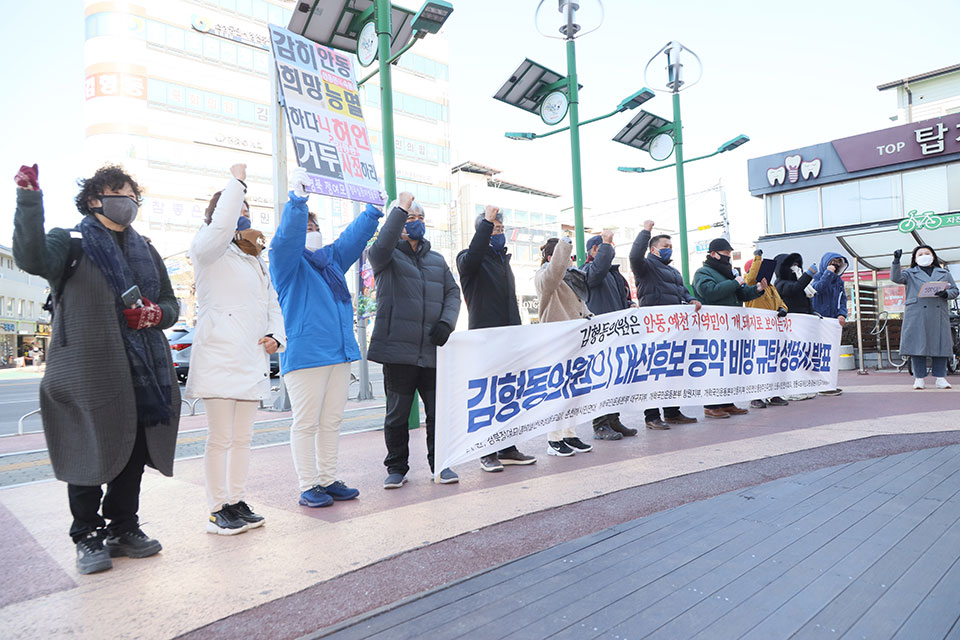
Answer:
[{"left": 832, "top": 112, "right": 960, "bottom": 172}]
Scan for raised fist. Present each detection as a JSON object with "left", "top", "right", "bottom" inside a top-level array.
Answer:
[
  {"left": 230, "top": 163, "right": 247, "bottom": 182},
  {"left": 601, "top": 229, "right": 614, "bottom": 244},
  {"left": 14, "top": 164, "right": 39, "bottom": 191},
  {"left": 893, "top": 249, "right": 902, "bottom": 261},
  {"left": 398, "top": 191, "right": 415, "bottom": 212},
  {"left": 643, "top": 220, "right": 655, "bottom": 232},
  {"left": 484, "top": 205, "right": 500, "bottom": 223}
]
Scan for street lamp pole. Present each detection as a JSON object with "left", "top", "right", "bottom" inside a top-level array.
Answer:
[
  {"left": 376, "top": 0, "right": 397, "bottom": 203},
  {"left": 671, "top": 90, "right": 691, "bottom": 288},
  {"left": 565, "top": 35, "right": 586, "bottom": 266}
]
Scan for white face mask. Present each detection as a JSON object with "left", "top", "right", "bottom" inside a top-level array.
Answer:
[
  {"left": 916, "top": 254, "right": 934, "bottom": 267},
  {"left": 791, "top": 265, "right": 803, "bottom": 277},
  {"left": 305, "top": 231, "right": 324, "bottom": 252}
]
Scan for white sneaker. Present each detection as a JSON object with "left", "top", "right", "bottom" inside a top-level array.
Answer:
[
  {"left": 936, "top": 377, "right": 952, "bottom": 389},
  {"left": 914, "top": 379, "right": 925, "bottom": 390}
]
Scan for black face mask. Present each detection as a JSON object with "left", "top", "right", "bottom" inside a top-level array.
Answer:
[{"left": 717, "top": 254, "right": 731, "bottom": 264}]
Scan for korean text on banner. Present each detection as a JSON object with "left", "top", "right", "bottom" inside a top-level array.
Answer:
[
  {"left": 268, "top": 25, "right": 384, "bottom": 205},
  {"left": 435, "top": 306, "right": 841, "bottom": 474}
]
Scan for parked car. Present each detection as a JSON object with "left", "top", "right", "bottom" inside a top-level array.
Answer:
[{"left": 168, "top": 329, "right": 279, "bottom": 384}]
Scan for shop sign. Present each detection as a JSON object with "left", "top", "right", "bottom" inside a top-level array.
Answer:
[
  {"left": 0, "top": 323, "right": 15, "bottom": 333},
  {"left": 36, "top": 323, "right": 51, "bottom": 336},
  {"left": 766, "top": 155, "right": 821, "bottom": 186},
  {"left": 191, "top": 15, "right": 270, "bottom": 51},
  {"left": 832, "top": 113, "right": 960, "bottom": 173},
  {"left": 897, "top": 209, "right": 960, "bottom": 233}
]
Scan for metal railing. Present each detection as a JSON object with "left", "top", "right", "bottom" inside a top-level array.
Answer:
[{"left": 869, "top": 312, "right": 907, "bottom": 371}]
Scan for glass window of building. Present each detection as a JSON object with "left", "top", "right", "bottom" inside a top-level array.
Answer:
[
  {"left": 5, "top": 298, "right": 11, "bottom": 315},
  {"left": 220, "top": 0, "right": 237, "bottom": 10},
  {"left": 165, "top": 24, "right": 185, "bottom": 50},
  {"left": 783, "top": 190, "right": 819, "bottom": 232},
  {"left": 859, "top": 175, "right": 901, "bottom": 222},
  {"left": 902, "top": 166, "right": 948, "bottom": 215},
  {"left": 220, "top": 42, "right": 238, "bottom": 66},
  {"left": 146, "top": 20, "right": 165, "bottom": 45},
  {"left": 765, "top": 194, "right": 783, "bottom": 234},
  {"left": 203, "top": 36, "right": 220, "bottom": 61},
  {"left": 821, "top": 182, "right": 860, "bottom": 228},
  {"left": 185, "top": 30, "right": 203, "bottom": 57},
  {"left": 236, "top": 0, "right": 253, "bottom": 14},
  {"left": 237, "top": 46, "right": 253, "bottom": 70},
  {"left": 948, "top": 164, "right": 960, "bottom": 211},
  {"left": 530, "top": 212, "right": 543, "bottom": 228}
]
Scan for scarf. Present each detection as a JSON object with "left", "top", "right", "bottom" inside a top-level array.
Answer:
[
  {"left": 303, "top": 246, "right": 351, "bottom": 302},
  {"left": 79, "top": 216, "right": 173, "bottom": 427},
  {"left": 704, "top": 255, "right": 736, "bottom": 280}
]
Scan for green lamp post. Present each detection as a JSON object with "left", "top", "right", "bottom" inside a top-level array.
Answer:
[{"left": 285, "top": 0, "right": 454, "bottom": 425}]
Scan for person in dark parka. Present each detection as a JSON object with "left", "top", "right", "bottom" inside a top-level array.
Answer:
[
  {"left": 582, "top": 232, "right": 636, "bottom": 440},
  {"left": 630, "top": 220, "right": 701, "bottom": 429},
  {"left": 772, "top": 252, "right": 818, "bottom": 316},
  {"left": 367, "top": 192, "right": 461, "bottom": 487},
  {"left": 13, "top": 163, "right": 180, "bottom": 575},
  {"left": 455, "top": 205, "right": 536, "bottom": 472}
]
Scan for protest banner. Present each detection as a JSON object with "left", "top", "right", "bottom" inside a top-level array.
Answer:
[
  {"left": 435, "top": 305, "right": 841, "bottom": 474},
  {"left": 268, "top": 25, "right": 384, "bottom": 205}
]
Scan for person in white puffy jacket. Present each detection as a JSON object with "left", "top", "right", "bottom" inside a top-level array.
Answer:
[{"left": 186, "top": 163, "right": 286, "bottom": 535}]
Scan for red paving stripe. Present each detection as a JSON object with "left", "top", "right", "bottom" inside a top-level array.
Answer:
[{"left": 175, "top": 431, "right": 960, "bottom": 640}]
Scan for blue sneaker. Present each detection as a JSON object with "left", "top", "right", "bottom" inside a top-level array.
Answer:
[
  {"left": 322, "top": 480, "right": 359, "bottom": 501},
  {"left": 298, "top": 485, "right": 334, "bottom": 508},
  {"left": 434, "top": 468, "right": 459, "bottom": 484}
]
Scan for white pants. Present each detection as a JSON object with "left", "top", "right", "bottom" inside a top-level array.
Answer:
[
  {"left": 203, "top": 398, "right": 258, "bottom": 512},
  {"left": 548, "top": 427, "right": 576, "bottom": 441},
  {"left": 285, "top": 363, "right": 351, "bottom": 491}
]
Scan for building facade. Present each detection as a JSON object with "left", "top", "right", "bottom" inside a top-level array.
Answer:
[
  {"left": 0, "top": 245, "right": 52, "bottom": 367},
  {"left": 83, "top": 0, "right": 454, "bottom": 321}
]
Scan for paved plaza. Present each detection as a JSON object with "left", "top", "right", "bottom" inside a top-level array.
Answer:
[{"left": 1, "top": 370, "right": 958, "bottom": 639}]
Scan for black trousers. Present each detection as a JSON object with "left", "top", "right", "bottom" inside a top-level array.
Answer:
[
  {"left": 382, "top": 363, "right": 437, "bottom": 475},
  {"left": 644, "top": 407, "right": 682, "bottom": 420},
  {"left": 68, "top": 425, "right": 149, "bottom": 542}
]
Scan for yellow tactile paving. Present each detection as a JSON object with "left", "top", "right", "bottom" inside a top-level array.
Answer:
[{"left": 2, "top": 409, "right": 959, "bottom": 639}]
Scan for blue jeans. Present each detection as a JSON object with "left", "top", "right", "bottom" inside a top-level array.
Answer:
[{"left": 913, "top": 356, "right": 948, "bottom": 378}]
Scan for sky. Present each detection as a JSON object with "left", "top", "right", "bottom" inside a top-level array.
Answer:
[{"left": 1, "top": 0, "right": 958, "bottom": 249}]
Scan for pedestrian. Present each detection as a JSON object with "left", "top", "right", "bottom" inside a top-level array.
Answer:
[
  {"left": 773, "top": 252, "right": 820, "bottom": 401},
  {"left": 811, "top": 252, "right": 849, "bottom": 396},
  {"left": 742, "top": 249, "right": 789, "bottom": 408},
  {"left": 582, "top": 232, "right": 638, "bottom": 439},
  {"left": 891, "top": 246, "right": 958, "bottom": 389},
  {"left": 367, "top": 192, "right": 461, "bottom": 488},
  {"left": 629, "top": 220, "right": 701, "bottom": 428},
  {"left": 456, "top": 205, "right": 537, "bottom": 472},
  {"left": 187, "top": 163, "right": 286, "bottom": 535},
  {"left": 269, "top": 168, "right": 381, "bottom": 508},
  {"left": 535, "top": 236, "right": 594, "bottom": 457},
  {"left": 693, "top": 238, "right": 765, "bottom": 418},
  {"left": 13, "top": 163, "right": 180, "bottom": 574}
]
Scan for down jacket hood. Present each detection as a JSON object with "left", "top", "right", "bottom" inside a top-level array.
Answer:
[
  {"left": 774, "top": 252, "right": 803, "bottom": 282},
  {"left": 819, "top": 251, "right": 848, "bottom": 276}
]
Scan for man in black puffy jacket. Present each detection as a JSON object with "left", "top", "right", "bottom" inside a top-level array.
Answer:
[
  {"left": 456, "top": 205, "right": 536, "bottom": 472},
  {"left": 630, "top": 220, "right": 702, "bottom": 429},
  {"left": 368, "top": 192, "right": 461, "bottom": 488},
  {"left": 582, "top": 231, "right": 637, "bottom": 440},
  {"left": 772, "top": 252, "right": 818, "bottom": 316}
]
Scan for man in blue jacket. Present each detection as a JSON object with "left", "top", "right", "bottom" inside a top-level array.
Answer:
[
  {"left": 583, "top": 232, "right": 637, "bottom": 440},
  {"left": 811, "top": 251, "right": 848, "bottom": 397},
  {"left": 269, "top": 168, "right": 382, "bottom": 508}
]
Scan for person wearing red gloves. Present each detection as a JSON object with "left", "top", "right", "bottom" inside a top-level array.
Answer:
[
  {"left": 13, "top": 163, "right": 181, "bottom": 575},
  {"left": 187, "top": 163, "right": 285, "bottom": 535}
]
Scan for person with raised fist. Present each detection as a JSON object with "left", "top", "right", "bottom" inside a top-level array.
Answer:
[{"left": 13, "top": 163, "right": 180, "bottom": 574}]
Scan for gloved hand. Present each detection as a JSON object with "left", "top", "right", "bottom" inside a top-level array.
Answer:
[
  {"left": 893, "top": 249, "right": 902, "bottom": 262},
  {"left": 122, "top": 297, "right": 163, "bottom": 330},
  {"left": 15, "top": 164, "right": 39, "bottom": 191},
  {"left": 364, "top": 203, "right": 384, "bottom": 218},
  {"left": 777, "top": 308, "right": 788, "bottom": 318},
  {"left": 429, "top": 322, "right": 452, "bottom": 347},
  {"left": 561, "top": 236, "right": 573, "bottom": 245},
  {"left": 808, "top": 263, "right": 818, "bottom": 273},
  {"left": 936, "top": 290, "right": 948, "bottom": 299},
  {"left": 290, "top": 167, "right": 310, "bottom": 198},
  {"left": 754, "top": 248, "right": 763, "bottom": 257}
]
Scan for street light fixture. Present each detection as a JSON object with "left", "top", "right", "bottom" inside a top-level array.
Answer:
[
  {"left": 500, "top": 87, "right": 652, "bottom": 142},
  {"left": 492, "top": 0, "right": 605, "bottom": 265},
  {"left": 617, "top": 134, "right": 749, "bottom": 173},
  {"left": 412, "top": 0, "right": 454, "bottom": 34},
  {"left": 718, "top": 134, "right": 749, "bottom": 153}
]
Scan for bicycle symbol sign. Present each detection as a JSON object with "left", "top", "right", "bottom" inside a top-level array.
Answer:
[{"left": 897, "top": 209, "right": 959, "bottom": 233}]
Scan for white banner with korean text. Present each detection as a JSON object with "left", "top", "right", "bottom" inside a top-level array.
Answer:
[{"left": 435, "top": 306, "right": 841, "bottom": 475}]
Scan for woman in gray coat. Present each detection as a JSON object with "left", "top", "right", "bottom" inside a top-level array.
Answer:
[{"left": 891, "top": 245, "right": 959, "bottom": 389}]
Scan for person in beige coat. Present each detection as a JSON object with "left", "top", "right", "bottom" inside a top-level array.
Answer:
[{"left": 535, "top": 236, "right": 593, "bottom": 457}]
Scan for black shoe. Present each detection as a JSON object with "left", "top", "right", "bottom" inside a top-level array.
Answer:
[
  {"left": 480, "top": 454, "right": 504, "bottom": 472},
  {"left": 207, "top": 506, "right": 248, "bottom": 535},
  {"left": 76, "top": 531, "right": 112, "bottom": 575},
  {"left": 593, "top": 424, "right": 623, "bottom": 440},
  {"left": 498, "top": 448, "right": 537, "bottom": 465},
  {"left": 750, "top": 399, "right": 768, "bottom": 409},
  {"left": 104, "top": 528, "right": 162, "bottom": 558},
  {"left": 608, "top": 416, "right": 639, "bottom": 437},
  {"left": 547, "top": 440, "right": 575, "bottom": 456},
  {"left": 766, "top": 396, "right": 789, "bottom": 406},
  {"left": 563, "top": 437, "right": 593, "bottom": 452},
  {"left": 645, "top": 418, "right": 671, "bottom": 430},
  {"left": 228, "top": 501, "right": 265, "bottom": 529}
]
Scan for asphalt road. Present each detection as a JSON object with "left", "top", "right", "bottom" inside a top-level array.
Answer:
[{"left": 0, "top": 361, "right": 385, "bottom": 437}]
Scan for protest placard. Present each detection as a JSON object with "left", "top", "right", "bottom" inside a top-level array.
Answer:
[
  {"left": 268, "top": 25, "right": 384, "bottom": 205},
  {"left": 435, "top": 305, "right": 841, "bottom": 474}
]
